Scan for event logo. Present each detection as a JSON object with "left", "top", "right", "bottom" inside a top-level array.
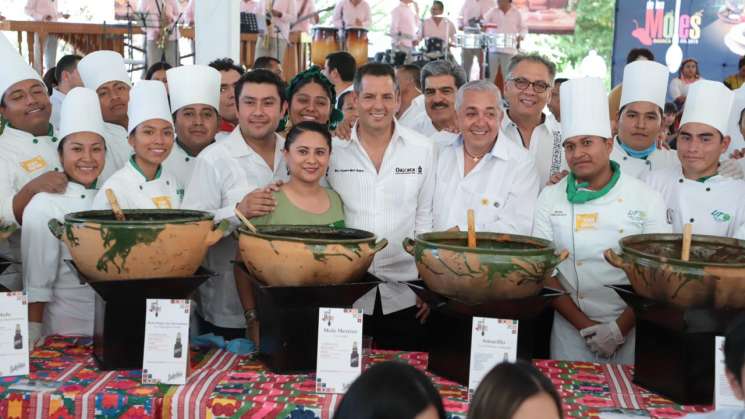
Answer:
[{"left": 632, "top": 0, "right": 702, "bottom": 46}]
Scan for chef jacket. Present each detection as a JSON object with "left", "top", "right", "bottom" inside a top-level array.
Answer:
[
  {"left": 326, "top": 122, "right": 436, "bottom": 315},
  {"left": 643, "top": 168, "right": 745, "bottom": 238},
  {"left": 92, "top": 156, "right": 181, "bottom": 210},
  {"left": 610, "top": 137, "right": 680, "bottom": 179},
  {"left": 163, "top": 139, "right": 203, "bottom": 200},
  {"left": 22, "top": 182, "right": 96, "bottom": 337},
  {"left": 434, "top": 135, "right": 539, "bottom": 234},
  {"left": 182, "top": 127, "right": 288, "bottom": 328}
]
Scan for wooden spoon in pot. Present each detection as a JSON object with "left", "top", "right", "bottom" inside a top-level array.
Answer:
[
  {"left": 467, "top": 209, "right": 476, "bottom": 248},
  {"left": 234, "top": 207, "right": 258, "bottom": 233},
  {"left": 105, "top": 189, "right": 126, "bottom": 221}
]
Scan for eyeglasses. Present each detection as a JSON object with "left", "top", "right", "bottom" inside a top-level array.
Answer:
[{"left": 508, "top": 77, "right": 552, "bottom": 93}]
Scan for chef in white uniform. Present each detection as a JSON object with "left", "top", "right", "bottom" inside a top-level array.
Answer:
[
  {"left": 433, "top": 80, "right": 539, "bottom": 234},
  {"left": 164, "top": 65, "right": 221, "bottom": 199},
  {"left": 93, "top": 81, "right": 180, "bottom": 210},
  {"left": 0, "top": 35, "right": 65, "bottom": 291},
  {"left": 22, "top": 87, "right": 106, "bottom": 347},
  {"left": 532, "top": 77, "right": 671, "bottom": 364},
  {"left": 78, "top": 51, "right": 133, "bottom": 172},
  {"left": 611, "top": 60, "right": 679, "bottom": 178},
  {"left": 644, "top": 81, "right": 745, "bottom": 237}
]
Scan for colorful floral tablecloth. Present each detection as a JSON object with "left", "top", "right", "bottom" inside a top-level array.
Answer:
[{"left": 0, "top": 336, "right": 713, "bottom": 419}]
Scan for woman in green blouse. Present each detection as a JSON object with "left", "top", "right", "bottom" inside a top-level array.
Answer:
[{"left": 253, "top": 120, "right": 344, "bottom": 227}]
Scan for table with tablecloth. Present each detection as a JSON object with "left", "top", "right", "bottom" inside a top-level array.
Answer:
[{"left": 0, "top": 336, "right": 712, "bottom": 418}]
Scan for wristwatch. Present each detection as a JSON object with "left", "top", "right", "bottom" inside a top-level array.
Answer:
[{"left": 244, "top": 309, "right": 258, "bottom": 323}]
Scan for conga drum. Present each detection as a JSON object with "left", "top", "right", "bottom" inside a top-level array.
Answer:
[
  {"left": 311, "top": 27, "right": 341, "bottom": 67},
  {"left": 344, "top": 28, "right": 369, "bottom": 67}
]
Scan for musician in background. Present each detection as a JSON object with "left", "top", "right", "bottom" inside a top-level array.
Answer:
[
  {"left": 25, "top": 0, "right": 71, "bottom": 71},
  {"left": 255, "top": 0, "right": 297, "bottom": 63},
  {"left": 139, "top": 0, "right": 181, "bottom": 67},
  {"left": 292, "top": 0, "right": 318, "bottom": 36},
  {"left": 483, "top": 0, "right": 526, "bottom": 82},
  {"left": 332, "top": 0, "right": 371, "bottom": 30},
  {"left": 420, "top": 1, "right": 456, "bottom": 59},
  {"left": 458, "top": 0, "right": 494, "bottom": 81},
  {"left": 390, "top": 0, "right": 420, "bottom": 62}
]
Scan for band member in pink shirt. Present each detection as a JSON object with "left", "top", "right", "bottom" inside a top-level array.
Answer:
[
  {"left": 292, "top": 0, "right": 318, "bottom": 35},
  {"left": 138, "top": 0, "right": 181, "bottom": 67},
  {"left": 483, "top": 0, "right": 527, "bottom": 81},
  {"left": 255, "top": 0, "right": 297, "bottom": 63},
  {"left": 332, "top": 0, "right": 371, "bottom": 29},
  {"left": 420, "top": 1, "right": 456, "bottom": 60},
  {"left": 458, "top": 0, "right": 495, "bottom": 80},
  {"left": 390, "top": 0, "right": 420, "bottom": 62},
  {"left": 25, "top": 0, "right": 70, "bottom": 70}
]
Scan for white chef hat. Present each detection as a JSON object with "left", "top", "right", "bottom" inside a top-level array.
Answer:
[
  {"left": 0, "top": 35, "right": 43, "bottom": 101},
  {"left": 166, "top": 65, "right": 221, "bottom": 112},
  {"left": 58, "top": 87, "right": 107, "bottom": 140},
  {"left": 78, "top": 50, "right": 131, "bottom": 91},
  {"left": 619, "top": 60, "right": 669, "bottom": 109},
  {"left": 560, "top": 77, "right": 611, "bottom": 141},
  {"left": 127, "top": 80, "right": 174, "bottom": 134},
  {"left": 679, "top": 80, "right": 734, "bottom": 135}
]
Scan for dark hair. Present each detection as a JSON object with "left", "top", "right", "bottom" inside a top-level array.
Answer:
[
  {"left": 432, "top": 0, "right": 444, "bottom": 8},
  {"left": 664, "top": 102, "right": 678, "bottom": 115},
  {"left": 678, "top": 58, "right": 699, "bottom": 78},
  {"left": 626, "top": 48, "right": 655, "bottom": 64},
  {"left": 145, "top": 61, "right": 172, "bottom": 80},
  {"left": 43, "top": 67, "right": 57, "bottom": 95},
  {"left": 333, "top": 362, "right": 446, "bottom": 419},
  {"left": 338, "top": 91, "right": 354, "bottom": 109},
  {"left": 398, "top": 64, "right": 422, "bottom": 90},
  {"left": 739, "top": 56, "right": 745, "bottom": 71},
  {"left": 353, "top": 62, "right": 398, "bottom": 94},
  {"left": 420, "top": 59, "right": 467, "bottom": 91},
  {"left": 554, "top": 77, "right": 568, "bottom": 86},
  {"left": 285, "top": 120, "right": 332, "bottom": 151},
  {"left": 725, "top": 316, "right": 745, "bottom": 384},
  {"left": 618, "top": 104, "right": 663, "bottom": 121},
  {"left": 468, "top": 361, "right": 563, "bottom": 419},
  {"left": 57, "top": 131, "right": 107, "bottom": 152},
  {"left": 234, "top": 69, "right": 287, "bottom": 106},
  {"left": 286, "top": 66, "right": 344, "bottom": 129},
  {"left": 325, "top": 52, "right": 357, "bottom": 82},
  {"left": 208, "top": 57, "right": 246, "bottom": 75},
  {"left": 54, "top": 54, "right": 82, "bottom": 84},
  {"left": 253, "top": 56, "right": 281, "bottom": 70}
]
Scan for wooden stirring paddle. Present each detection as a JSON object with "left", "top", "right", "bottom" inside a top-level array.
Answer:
[
  {"left": 681, "top": 223, "right": 693, "bottom": 261},
  {"left": 105, "top": 189, "right": 126, "bottom": 221},
  {"left": 234, "top": 207, "right": 258, "bottom": 233},
  {"left": 467, "top": 209, "right": 476, "bottom": 248}
]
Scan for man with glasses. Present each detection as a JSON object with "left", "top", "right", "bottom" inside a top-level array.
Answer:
[{"left": 501, "top": 53, "right": 565, "bottom": 186}]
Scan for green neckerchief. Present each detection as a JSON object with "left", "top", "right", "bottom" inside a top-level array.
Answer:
[
  {"left": 7, "top": 123, "right": 58, "bottom": 142},
  {"left": 696, "top": 174, "right": 717, "bottom": 183},
  {"left": 566, "top": 160, "right": 621, "bottom": 204},
  {"left": 129, "top": 155, "right": 162, "bottom": 181}
]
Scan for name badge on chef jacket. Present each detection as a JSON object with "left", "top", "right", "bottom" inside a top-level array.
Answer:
[
  {"left": 151, "top": 196, "right": 173, "bottom": 209},
  {"left": 575, "top": 213, "right": 598, "bottom": 231},
  {"left": 20, "top": 156, "right": 48, "bottom": 174}
]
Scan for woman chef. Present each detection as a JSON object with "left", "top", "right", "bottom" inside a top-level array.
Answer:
[
  {"left": 644, "top": 81, "right": 745, "bottom": 237},
  {"left": 532, "top": 77, "right": 671, "bottom": 364},
  {"left": 92, "top": 80, "right": 180, "bottom": 210},
  {"left": 22, "top": 88, "right": 107, "bottom": 346}
]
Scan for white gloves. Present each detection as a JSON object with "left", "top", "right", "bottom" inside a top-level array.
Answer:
[
  {"left": 580, "top": 321, "right": 624, "bottom": 358},
  {"left": 28, "top": 321, "right": 45, "bottom": 349},
  {"left": 720, "top": 159, "right": 745, "bottom": 180}
]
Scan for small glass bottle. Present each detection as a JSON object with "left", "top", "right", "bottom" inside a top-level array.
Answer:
[
  {"left": 14, "top": 324, "right": 22, "bottom": 350},
  {"left": 350, "top": 342, "right": 359, "bottom": 368},
  {"left": 174, "top": 332, "right": 183, "bottom": 358}
]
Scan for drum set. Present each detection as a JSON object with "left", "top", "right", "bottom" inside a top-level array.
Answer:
[{"left": 311, "top": 27, "right": 368, "bottom": 68}]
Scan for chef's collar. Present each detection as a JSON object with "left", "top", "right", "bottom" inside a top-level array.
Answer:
[
  {"left": 566, "top": 160, "right": 621, "bottom": 204},
  {"left": 6, "top": 123, "right": 57, "bottom": 142},
  {"left": 129, "top": 155, "right": 162, "bottom": 181},
  {"left": 176, "top": 138, "right": 198, "bottom": 158},
  {"left": 696, "top": 174, "right": 717, "bottom": 183},
  {"left": 67, "top": 178, "right": 98, "bottom": 191}
]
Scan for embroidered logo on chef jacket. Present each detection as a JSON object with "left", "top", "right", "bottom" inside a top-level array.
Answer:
[
  {"left": 666, "top": 208, "right": 674, "bottom": 225},
  {"left": 151, "top": 196, "right": 173, "bottom": 209},
  {"left": 627, "top": 210, "right": 647, "bottom": 228},
  {"left": 395, "top": 167, "right": 422, "bottom": 175},
  {"left": 550, "top": 210, "right": 567, "bottom": 217},
  {"left": 711, "top": 210, "right": 732, "bottom": 223},
  {"left": 575, "top": 213, "right": 598, "bottom": 231},
  {"left": 20, "top": 156, "right": 48, "bottom": 173}
]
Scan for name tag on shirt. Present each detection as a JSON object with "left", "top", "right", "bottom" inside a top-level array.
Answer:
[
  {"left": 151, "top": 196, "right": 173, "bottom": 209},
  {"left": 575, "top": 213, "right": 598, "bottom": 231},
  {"left": 20, "top": 156, "right": 47, "bottom": 173}
]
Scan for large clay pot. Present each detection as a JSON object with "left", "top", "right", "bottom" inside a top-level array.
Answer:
[
  {"left": 604, "top": 234, "right": 745, "bottom": 309},
  {"left": 237, "top": 225, "right": 388, "bottom": 286},
  {"left": 403, "top": 232, "right": 568, "bottom": 304},
  {"left": 48, "top": 209, "right": 227, "bottom": 281}
]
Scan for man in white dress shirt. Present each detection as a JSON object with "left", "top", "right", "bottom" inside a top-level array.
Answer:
[
  {"left": 327, "top": 63, "right": 436, "bottom": 351},
  {"left": 183, "top": 70, "right": 289, "bottom": 340},
  {"left": 434, "top": 80, "right": 539, "bottom": 234},
  {"left": 324, "top": 52, "right": 357, "bottom": 107},
  {"left": 500, "top": 53, "right": 565, "bottom": 187},
  {"left": 164, "top": 65, "right": 221, "bottom": 199},
  {"left": 402, "top": 60, "right": 466, "bottom": 143},
  {"left": 49, "top": 54, "right": 82, "bottom": 129},
  {"left": 78, "top": 51, "right": 133, "bottom": 172}
]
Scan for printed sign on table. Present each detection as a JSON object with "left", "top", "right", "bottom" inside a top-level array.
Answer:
[
  {"left": 715, "top": 336, "right": 742, "bottom": 410},
  {"left": 316, "top": 307, "right": 363, "bottom": 394},
  {"left": 0, "top": 292, "right": 29, "bottom": 378},
  {"left": 468, "top": 317, "right": 518, "bottom": 399},
  {"left": 142, "top": 299, "right": 190, "bottom": 385}
]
